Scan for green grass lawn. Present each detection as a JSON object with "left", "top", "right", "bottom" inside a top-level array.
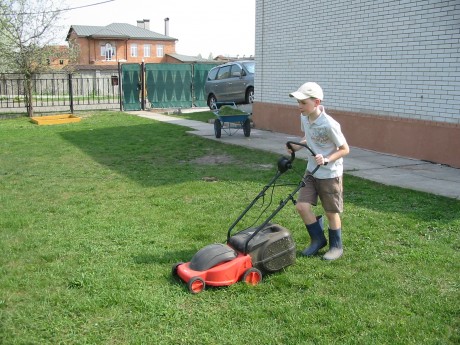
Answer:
[{"left": 1, "top": 112, "right": 459, "bottom": 344}]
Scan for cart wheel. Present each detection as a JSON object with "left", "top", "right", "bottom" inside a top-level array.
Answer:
[
  {"left": 171, "top": 262, "right": 183, "bottom": 277},
  {"left": 214, "top": 119, "right": 222, "bottom": 138},
  {"left": 188, "top": 277, "right": 206, "bottom": 294},
  {"left": 242, "top": 268, "right": 262, "bottom": 286},
  {"left": 243, "top": 118, "right": 251, "bottom": 137}
]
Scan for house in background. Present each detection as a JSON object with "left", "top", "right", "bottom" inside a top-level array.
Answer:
[
  {"left": 162, "top": 53, "right": 218, "bottom": 64},
  {"left": 44, "top": 45, "right": 70, "bottom": 70},
  {"left": 66, "top": 19, "right": 177, "bottom": 67}
]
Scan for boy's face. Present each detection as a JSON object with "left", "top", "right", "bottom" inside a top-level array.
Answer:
[{"left": 297, "top": 98, "right": 321, "bottom": 115}]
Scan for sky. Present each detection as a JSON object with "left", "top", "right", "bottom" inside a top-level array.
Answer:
[{"left": 58, "top": 0, "right": 256, "bottom": 58}]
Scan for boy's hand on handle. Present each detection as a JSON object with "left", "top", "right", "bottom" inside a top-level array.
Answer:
[{"left": 315, "top": 154, "right": 328, "bottom": 166}]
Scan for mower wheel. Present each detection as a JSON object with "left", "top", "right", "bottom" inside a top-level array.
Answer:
[
  {"left": 171, "top": 262, "right": 183, "bottom": 277},
  {"left": 242, "top": 268, "right": 262, "bottom": 286},
  {"left": 188, "top": 277, "right": 205, "bottom": 294}
]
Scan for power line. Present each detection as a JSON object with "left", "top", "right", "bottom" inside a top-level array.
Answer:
[
  {"left": 62, "top": 0, "right": 116, "bottom": 12},
  {"left": 3, "top": 0, "right": 115, "bottom": 16}
]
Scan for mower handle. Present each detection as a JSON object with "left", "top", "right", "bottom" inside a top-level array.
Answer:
[
  {"left": 278, "top": 141, "right": 316, "bottom": 173},
  {"left": 227, "top": 141, "right": 320, "bottom": 248},
  {"left": 286, "top": 141, "right": 321, "bottom": 175},
  {"left": 286, "top": 141, "right": 316, "bottom": 157}
]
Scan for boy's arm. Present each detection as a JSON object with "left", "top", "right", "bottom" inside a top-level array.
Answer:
[{"left": 315, "top": 142, "right": 350, "bottom": 166}]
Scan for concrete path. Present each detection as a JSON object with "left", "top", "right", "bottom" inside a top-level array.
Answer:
[{"left": 132, "top": 111, "right": 460, "bottom": 200}]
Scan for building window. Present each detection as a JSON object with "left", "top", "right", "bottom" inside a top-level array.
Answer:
[
  {"left": 156, "top": 44, "right": 164, "bottom": 58},
  {"left": 101, "top": 43, "right": 116, "bottom": 61},
  {"left": 144, "top": 44, "right": 151, "bottom": 57},
  {"left": 131, "top": 44, "right": 138, "bottom": 57}
]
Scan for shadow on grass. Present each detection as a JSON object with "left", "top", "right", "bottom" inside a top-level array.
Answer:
[{"left": 59, "top": 121, "right": 266, "bottom": 187}]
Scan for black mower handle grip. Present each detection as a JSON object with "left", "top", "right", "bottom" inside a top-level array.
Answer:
[
  {"left": 286, "top": 141, "right": 321, "bottom": 175},
  {"left": 286, "top": 141, "right": 316, "bottom": 157}
]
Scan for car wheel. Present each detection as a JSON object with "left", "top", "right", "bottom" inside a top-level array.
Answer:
[
  {"left": 243, "top": 118, "right": 251, "bottom": 137},
  {"left": 208, "top": 95, "right": 217, "bottom": 110},
  {"left": 188, "top": 277, "right": 205, "bottom": 294},
  {"left": 245, "top": 87, "right": 254, "bottom": 104},
  {"left": 214, "top": 119, "right": 222, "bottom": 138},
  {"left": 242, "top": 267, "right": 262, "bottom": 286}
]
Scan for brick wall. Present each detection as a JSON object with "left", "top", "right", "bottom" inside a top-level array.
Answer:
[{"left": 254, "top": 0, "right": 460, "bottom": 167}]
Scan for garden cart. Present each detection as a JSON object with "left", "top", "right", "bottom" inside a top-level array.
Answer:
[{"left": 211, "top": 102, "right": 251, "bottom": 138}]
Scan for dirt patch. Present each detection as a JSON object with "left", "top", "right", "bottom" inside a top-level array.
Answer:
[{"left": 190, "top": 154, "right": 236, "bottom": 165}]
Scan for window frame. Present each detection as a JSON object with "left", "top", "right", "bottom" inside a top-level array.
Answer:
[
  {"left": 156, "top": 44, "right": 164, "bottom": 58},
  {"left": 144, "top": 44, "right": 151, "bottom": 58},
  {"left": 101, "top": 43, "right": 116, "bottom": 61},
  {"left": 131, "top": 44, "right": 138, "bottom": 57}
]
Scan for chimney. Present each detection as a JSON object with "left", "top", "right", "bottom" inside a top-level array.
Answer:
[
  {"left": 137, "top": 19, "right": 150, "bottom": 30},
  {"left": 164, "top": 17, "right": 169, "bottom": 36}
]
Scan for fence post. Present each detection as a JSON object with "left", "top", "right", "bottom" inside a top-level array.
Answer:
[
  {"left": 191, "top": 64, "right": 195, "bottom": 107},
  {"left": 118, "top": 62, "right": 123, "bottom": 111},
  {"left": 68, "top": 73, "right": 74, "bottom": 114},
  {"left": 141, "top": 62, "right": 145, "bottom": 110}
]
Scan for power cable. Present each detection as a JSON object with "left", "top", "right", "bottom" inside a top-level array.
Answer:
[{"left": 2, "top": 0, "right": 115, "bottom": 16}]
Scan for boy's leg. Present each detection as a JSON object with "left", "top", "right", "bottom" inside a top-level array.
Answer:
[
  {"left": 323, "top": 212, "right": 343, "bottom": 260},
  {"left": 295, "top": 201, "right": 317, "bottom": 225},
  {"left": 318, "top": 178, "right": 344, "bottom": 260},
  {"left": 296, "top": 177, "right": 327, "bottom": 256}
]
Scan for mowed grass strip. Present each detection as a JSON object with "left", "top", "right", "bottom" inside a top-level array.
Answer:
[{"left": 0, "top": 112, "right": 458, "bottom": 344}]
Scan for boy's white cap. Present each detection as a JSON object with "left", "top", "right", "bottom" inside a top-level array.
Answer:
[{"left": 289, "top": 82, "right": 323, "bottom": 100}]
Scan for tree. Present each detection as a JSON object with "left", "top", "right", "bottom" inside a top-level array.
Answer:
[{"left": 0, "top": 0, "right": 72, "bottom": 116}]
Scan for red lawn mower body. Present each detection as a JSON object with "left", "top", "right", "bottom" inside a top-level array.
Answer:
[
  {"left": 173, "top": 224, "right": 296, "bottom": 294},
  {"left": 175, "top": 251, "right": 256, "bottom": 294}
]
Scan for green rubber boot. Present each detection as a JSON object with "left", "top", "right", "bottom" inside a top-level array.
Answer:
[
  {"left": 301, "top": 216, "right": 327, "bottom": 256},
  {"left": 323, "top": 229, "right": 343, "bottom": 260}
]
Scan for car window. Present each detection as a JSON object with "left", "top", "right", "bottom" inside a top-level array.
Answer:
[
  {"left": 230, "top": 64, "right": 242, "bottom": 77},
  {"left": 217, "top": 65, "right": 231, "bottom": 80},
  {"left": 242, "top": 61, "right": 255, "bottom": 74},
  {"left": 207, "top": 67, "right": 218, "bottom": 81}
]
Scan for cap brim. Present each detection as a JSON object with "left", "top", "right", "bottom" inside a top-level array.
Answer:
[{"left": 289, "top": 91, "right": 308, "bottom": 100}]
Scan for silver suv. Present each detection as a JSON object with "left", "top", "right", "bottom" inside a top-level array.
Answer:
[{"left": 205, "top": 60, "right": 255, "bottom": 109}]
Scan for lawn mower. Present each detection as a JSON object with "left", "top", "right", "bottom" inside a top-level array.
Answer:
[{"left": 172, "top": 141, "right": 319, "bottom": 293}]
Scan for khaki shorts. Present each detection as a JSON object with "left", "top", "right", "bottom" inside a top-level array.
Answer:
[{"left": 297, "top": 173, "right": 343, "bottom": 213}]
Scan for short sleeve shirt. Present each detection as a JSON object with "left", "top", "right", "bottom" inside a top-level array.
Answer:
[{"left": 300, "top": 107, "right": 347, "bottom": 179}]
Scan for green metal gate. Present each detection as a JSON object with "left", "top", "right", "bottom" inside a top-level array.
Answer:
[
  {"left": 145, "top": 63, "right": 192, "bottom": 108},
  {"left": 121, "top": 63, "right": 142, "bottom": 111},
  {"left": 193, "top": 64, "right": 217, "bottom": 107},
  {"left": 121, "top": 63, "right": 217, "bottom": 110}
]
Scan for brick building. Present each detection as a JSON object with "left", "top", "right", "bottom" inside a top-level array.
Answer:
[
  {"left": 66, "top": 19, "right": 177, "bottom": 66},
  {"left": 253, "top": 0, "right": 460, "bottom": 168}
]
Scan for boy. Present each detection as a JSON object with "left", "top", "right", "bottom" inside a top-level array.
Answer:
[{"left": 287, "top": 82, "right": 349, "bottom": 260}]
